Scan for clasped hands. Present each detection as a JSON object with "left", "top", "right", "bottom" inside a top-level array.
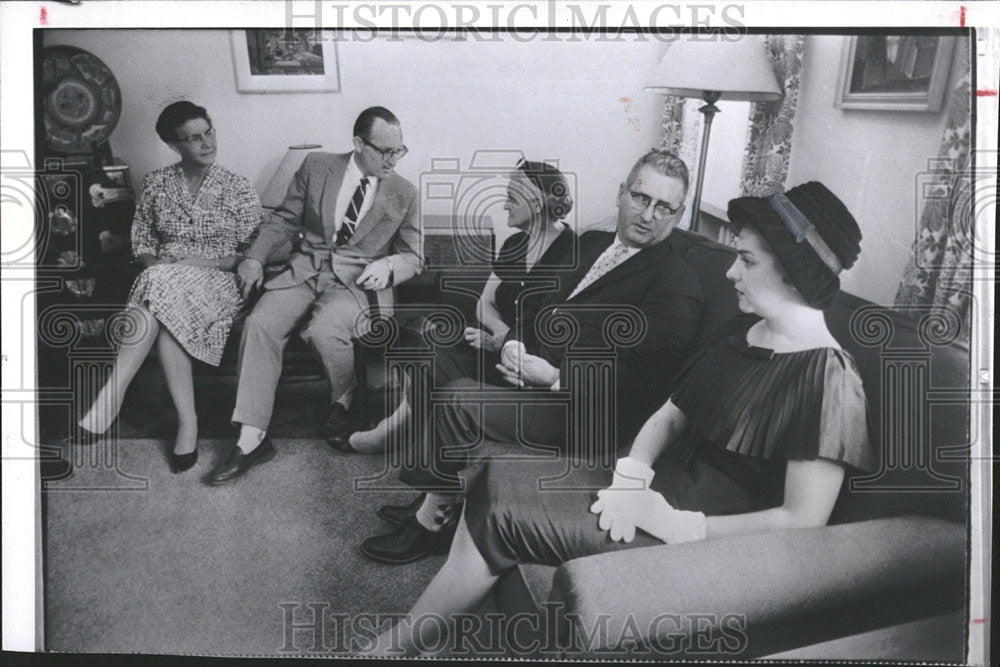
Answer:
[
  {"left": 495, "top": 340, "right": 560, "bottom": 388},
  {"left": 150, "top": 253, "right": 198, "bottom": 267},
  {"left": 590, "top": 457, "right": 707, "bottom": 544}
]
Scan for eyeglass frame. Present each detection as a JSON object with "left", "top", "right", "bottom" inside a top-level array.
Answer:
[
  {"left": 174, "top": 126, "right": 217, "bottom": 146},
  {"left": 625, "top": 188, "right": 684, "bottom": 220},
  {"left": 359, "top": 136, "right": 409, "bottom": 161}
]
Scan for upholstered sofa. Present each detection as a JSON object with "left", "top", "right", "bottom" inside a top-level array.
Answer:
[
  {"left": 471, "top": 228, "right": 970, "bottom": 660},
  {"left": 216, "top": 223, "right": 968, "bottom": 659}
]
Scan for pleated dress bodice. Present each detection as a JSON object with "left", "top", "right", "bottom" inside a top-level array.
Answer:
[{"left": 651, "top": 315, "right": 875, "bottom": 516}]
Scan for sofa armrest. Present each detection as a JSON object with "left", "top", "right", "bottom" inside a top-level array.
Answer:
[{"left": 549, "top": 516, "right": 965, "bottom": 656}]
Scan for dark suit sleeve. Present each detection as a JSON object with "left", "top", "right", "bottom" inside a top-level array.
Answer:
[
  {"left": 548, "top": 258, "right": 704, "bottom": 403},
  {"left": 612, "top": 265, "right": 703, "bottom": 390},
  {"left": 384, "top": 182, "right": 423, "bottom": 284},
  {"left": 244, "top": 154, "right": 312, "bottom": 266}
]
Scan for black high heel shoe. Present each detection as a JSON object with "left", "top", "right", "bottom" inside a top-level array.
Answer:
[
  {"left": 168, "top": 448, "right": 198, "bottom": 474},
  {"left": 41, "top": 425, "right": 106, "bottom": 481}
]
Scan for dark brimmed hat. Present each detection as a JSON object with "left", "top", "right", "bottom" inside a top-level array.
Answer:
[{"left": 727, "top": 182, "right": 862, "bottom": 309}]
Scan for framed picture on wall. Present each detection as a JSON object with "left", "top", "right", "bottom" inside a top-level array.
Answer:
[
  {"left": 230, "top": 29, "right": 340, "bottom": 93},
  {"left": 835, "top": 35, "right": 956, "bottom": 111}
]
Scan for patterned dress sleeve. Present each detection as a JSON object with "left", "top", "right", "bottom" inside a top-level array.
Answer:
[
  {"left": 130, "top": 173, "right": 160, "bottom": 257},
  {"left": 230, "top": 174, "right": 264, "bottom": 253}
]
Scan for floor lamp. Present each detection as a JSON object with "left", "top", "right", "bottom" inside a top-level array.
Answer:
[{"left": 645, "top": 37, "right": 783, "bottom": 233}]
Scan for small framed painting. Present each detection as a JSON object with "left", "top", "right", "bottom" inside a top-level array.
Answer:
[
  {"left": 230, "top": 29, "right": 340, "bottom": 93},
  {"left": 835, "top": 35, "right": 956, "bottom": 111}
]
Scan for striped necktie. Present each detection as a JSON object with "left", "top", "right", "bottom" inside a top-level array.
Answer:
[{"left": 336, "top": 176, "right": 370, "bottom": 246}]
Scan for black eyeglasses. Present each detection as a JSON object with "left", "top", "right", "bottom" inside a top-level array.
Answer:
[
  {"left": 360, "top": 137, "right": 408, "bottom": 161},
  {"left": 626, "top": 190, "right": 683, "bottom": 220},
  {"left": 176, "top": 127, "right": 216, "bottom": 146}
]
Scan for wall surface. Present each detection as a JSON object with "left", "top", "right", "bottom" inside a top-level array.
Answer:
[
  {"left": 786, "top": 34, "right": 965, "bottom": 305},
  {"left": 42, "top": 31, "right": 965, "bottom": 306},
  {"left": 43, "top": 30, "right": 665, "bottom": 243}
]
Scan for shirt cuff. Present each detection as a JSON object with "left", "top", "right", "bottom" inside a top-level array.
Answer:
[
  {"left": 501, "top": 340, "right": 522, "bottom": 356},
  {"left": 385, "top": 257, "right": 395, "bottom": 287}
]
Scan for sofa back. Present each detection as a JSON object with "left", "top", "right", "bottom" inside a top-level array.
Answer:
[
  {"left": 671, "top": 229, "right": 969, "bottom": 526},
  {"left": 668, "top": 229, "right": 741, "bottom": 349},
  {"left": 824, "top": 294, "right": 969, "bottom": 525}
]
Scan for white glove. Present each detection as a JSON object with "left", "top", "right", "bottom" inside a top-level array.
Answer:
[
  {"left": 636, "top": 491, "right": 708, "bottom": 544},
  {"left": 590, "top": 457, "right": 707, "bottom": 544},
  {"left": 588, "top": 457, "right": 656, "bottom": 542}
]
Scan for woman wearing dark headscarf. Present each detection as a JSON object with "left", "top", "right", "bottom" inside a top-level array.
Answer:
[
  {"left": 345, "top": 158, "right": 574, "bottom": 453},
  {"left": 363, "top": 181, "right": 877, "bottom": 656},
  {"left": 58, "top": 101, "right": 263, "bottom": 474}
]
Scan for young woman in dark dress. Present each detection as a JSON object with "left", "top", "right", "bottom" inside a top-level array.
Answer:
[
  {"left": 363, "top": 181, "right": 878, "bottom": 656},
  {"left": 346, "top": 159, "right": 574, "bottom": 453}
]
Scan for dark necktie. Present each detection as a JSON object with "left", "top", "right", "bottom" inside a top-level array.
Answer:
[{"left": 336, "top": 176, "right": 370, "bottom": 246}]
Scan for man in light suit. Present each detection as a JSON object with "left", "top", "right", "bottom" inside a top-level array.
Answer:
[{"left": 206, "top": 107, "right": 422, "bottom": 485}]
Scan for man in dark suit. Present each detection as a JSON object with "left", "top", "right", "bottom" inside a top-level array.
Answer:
[
  {"left": 361, "top": 149, "right": 704, "bottom": 562},
  {"left": 206, "top": 107, "right": 422, "bottom": 485}
]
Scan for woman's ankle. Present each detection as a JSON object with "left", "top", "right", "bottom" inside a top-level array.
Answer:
[{"left": 173, "top": 419, "right": 198, "bottom": 454}]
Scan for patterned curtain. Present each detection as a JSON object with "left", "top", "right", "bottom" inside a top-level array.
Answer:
[
  {"left": 658, "top": 95, "right": 686, "bottom": 155},
  {"left": 894, "top": 38, "right": 972, "bottom": 332},
  {"left": 740, "top": 35, "right": 806, "bottom": 197}
]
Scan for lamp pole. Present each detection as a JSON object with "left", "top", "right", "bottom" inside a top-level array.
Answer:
[{"left": 689, "top": 90, "right": 722, "bottom": 234}]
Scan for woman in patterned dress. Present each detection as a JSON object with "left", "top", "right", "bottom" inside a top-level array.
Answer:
[
  {"left": 74, "top": 101, "right": 263, "bottom": 473},
  {"left": 364, "top": 182, "right": 877, "bottom": 656}
]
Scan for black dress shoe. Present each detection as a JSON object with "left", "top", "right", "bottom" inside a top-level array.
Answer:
[
  {"left": 168, "top": 448, "right": 198, "bottom": 474},
  {"left": 326, "top": 433, "right": 358, "bottom": 454},
  {"left": 39, "top": 427, "right": 104, "bottom": 482},
  {"left": 40, "top": 456, "right": 74, "bottom": 482},
  {"left": 360, "top": 515, "right": 456, "bottom": 564},
  {"left": 320, "top": 403, "right": 355, "bottom": 441},
  {"left": 377, "top": 493, "right": 426, "bottom": 526},
  {"left": 205, "top": 437, "right": 275, "bottom": 486}
]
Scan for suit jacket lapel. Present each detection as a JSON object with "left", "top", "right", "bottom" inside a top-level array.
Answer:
[
  {"left": 560, "top": 234, "right": 613, "bottom": 301},
  {"left": 569, "top": 235, "right": 674, "bottom": 301},
  {"left": 320, "top": 155, "right": 350, "bottom": 242}
]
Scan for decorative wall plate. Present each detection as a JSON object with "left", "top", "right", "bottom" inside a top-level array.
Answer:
[{"left": 42, "top": 46, "right": 122, "bottom": 154}]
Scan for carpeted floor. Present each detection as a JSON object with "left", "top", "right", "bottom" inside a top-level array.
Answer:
[{"left": 41, "top": 360, "right": 486, "bottom": 657}]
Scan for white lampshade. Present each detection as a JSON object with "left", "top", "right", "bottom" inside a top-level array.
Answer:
[
  {"left": 645, "top": 36, "right": 783, "bottom": 102},
  {"left": 261, "top": 144, "right": 323, "bottom": 208}
]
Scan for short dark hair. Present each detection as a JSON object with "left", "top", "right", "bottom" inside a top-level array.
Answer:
[
  {"left": 155, "top": 101, "right": 211, "bottom": 143},
  {"left": 353, "top": 106, "right": 400, "bottom": 140},
  {"left": 626, "top": 150, "right": 689, "bottom": 193}
]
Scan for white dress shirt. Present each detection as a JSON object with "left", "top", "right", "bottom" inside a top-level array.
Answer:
[{"left": 332, "top": 152, "right": 378, "bottom": 235}]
